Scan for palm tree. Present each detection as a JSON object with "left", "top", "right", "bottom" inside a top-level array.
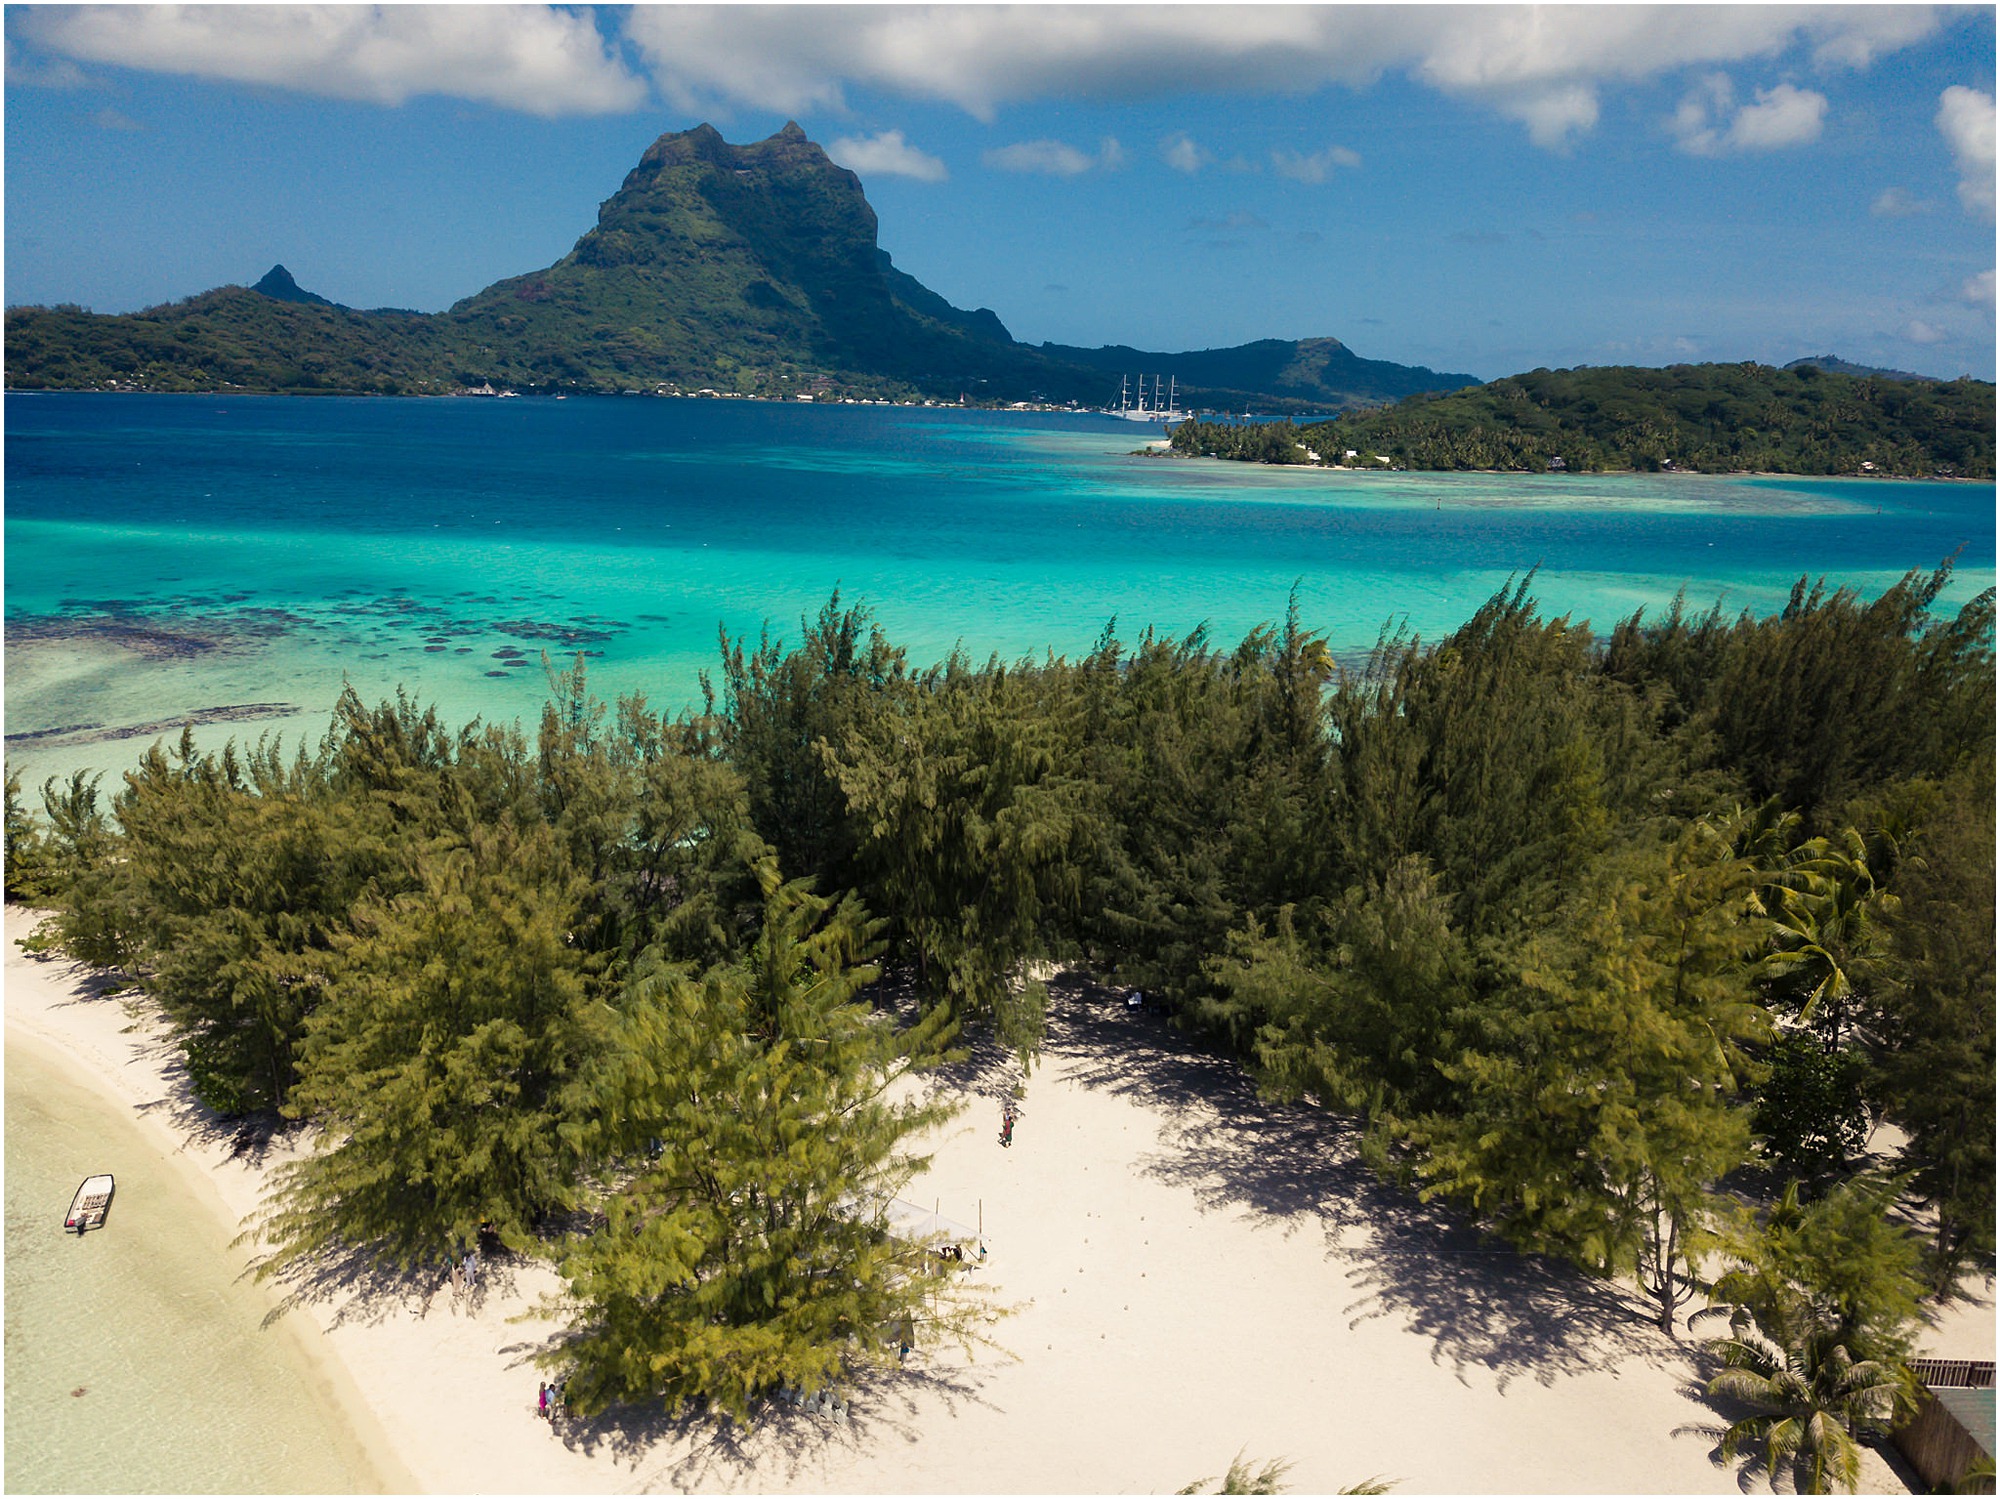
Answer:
[
  {"left": 1760, "top": 829, "right": 1893, "bottom": 1051},
  {"left": 1704, "top": 1314, "right": 1912, "bottom": 1494}
]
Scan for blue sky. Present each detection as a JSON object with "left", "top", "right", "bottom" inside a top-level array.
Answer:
[{"left": 5, "top": 4, "right": 1994, "bottom": 381}]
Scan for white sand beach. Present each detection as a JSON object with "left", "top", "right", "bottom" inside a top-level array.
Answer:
[{"left": 7, "top": 901, "right": 1990, "bottom": 1494}]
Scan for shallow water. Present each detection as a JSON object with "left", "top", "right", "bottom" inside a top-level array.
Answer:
[
  {"left": 5, "top": 393, "right": 1991, "bottom": 789},
  {"left": 4, "top": 1036, "right": 386, "bottom": 1493}
]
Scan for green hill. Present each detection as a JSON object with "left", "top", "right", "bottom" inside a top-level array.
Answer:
[
  {"left": 1044, "top": 335, "right": 1477, "bottom": 413},
  {"left": 5, "top": 123, "right": 1474, "bottom": 409},
  {"left": 1173, "top": 362, "right": 1994, "bottom": 479}
]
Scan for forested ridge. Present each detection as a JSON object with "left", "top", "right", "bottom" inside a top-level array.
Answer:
[
  {"left": 1170, "top": 361, "right": 1997, "bottom": 478},
  {"left": 9, "top": 566, "right": 1993, "bottom": 1471},
  {"left": 3, "top": 122, "right": 1460, "bottom": 412}
]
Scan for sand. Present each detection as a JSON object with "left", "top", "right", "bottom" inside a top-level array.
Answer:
[{"left": 7, "top": 902, "right": 1990, "bottom": 1494}]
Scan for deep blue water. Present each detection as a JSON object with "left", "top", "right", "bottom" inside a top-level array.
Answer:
[{"left": 5, "top": 392, "right": 1993, "bottom": 785}]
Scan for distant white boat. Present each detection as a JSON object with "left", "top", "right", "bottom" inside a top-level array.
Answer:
[
  {"left": 1111, "top": 373, "right": 1186, "bottom": 423},
  {"left": 65, "top": 1174, "right": 114, "bottom": 1234}
]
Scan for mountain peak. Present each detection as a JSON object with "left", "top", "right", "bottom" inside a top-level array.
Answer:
[{"left": 251, "top": 264, "right": 333, "bottom": 306}]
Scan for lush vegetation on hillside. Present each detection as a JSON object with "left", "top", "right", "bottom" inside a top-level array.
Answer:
[
  {"left": 1171, "top": 363, "right": 1996, "bottom": 478},
  {"left": 5, "top": 123, "right": 1479, "bottom": 410},
  {"left": 11, "top": 566, "right": 1992, "bottom": 1457},
  {"left": 1042, "top": 335, "right": 1477, "bottom": 415},
  {"left": 5, "top": 292, "right": 462, "bottom": 396}
]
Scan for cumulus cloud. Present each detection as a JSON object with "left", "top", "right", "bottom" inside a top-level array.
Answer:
[
  {"left": 1901, "top": 319, "right": 1949, "bottom": 345},
  {"left": 16, "top": 5, "right": 646, "bottom": 116},
  {"left": 1937, "top": 86, "right": 1995, "bottom": 218},
  {"left": 621, "top": 5, "right": 1939, "bottom": 148},
  {"left": 983, "top": 138, "right": 1097, "bottom": 175},
  {"left": 1730, "top": 83, "right": 1828, "bottom": 149},
  {"left": 1964, "top": 268, "right": 1996, "bottom": 307},
  {"left": 1271, "top": 144, "right": 1362, "bottom": 182},
  {"left": 1870, "top": 186, "right": 1933, "bottom": 218},
  {"left": 1673, "top": 76, "right": 1827, "bottom": 155},
  {"left": 826, "top": 129, "right": 947, "bottom": 182},
  {"left": 1161, "top": 132, "right": 1212, "bottom": 174}
]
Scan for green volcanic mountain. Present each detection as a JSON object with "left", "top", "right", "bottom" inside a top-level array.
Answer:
[{"left": 5, "top": 123, "right": 1476, "bottom": 408}]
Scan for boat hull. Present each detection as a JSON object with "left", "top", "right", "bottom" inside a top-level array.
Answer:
[{"left": 65, "top": 1173, "right": 115, "bottom": 1234}]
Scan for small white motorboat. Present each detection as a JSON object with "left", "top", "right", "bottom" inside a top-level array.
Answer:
[{"left": 65, "top": 1174, "right": 115, "bottom": 1233}]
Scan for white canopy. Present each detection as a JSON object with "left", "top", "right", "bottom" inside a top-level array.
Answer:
[{"left": 881, "top": 1196, "right": 984, "bottom": 1249}]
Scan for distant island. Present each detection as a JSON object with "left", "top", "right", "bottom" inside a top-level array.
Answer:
[
  {"left": 1169, "top": 360, "right": 1996, "bottom": 479},
  {"left": 2, "top": 122, "right": 1474, "bottom": 414}
]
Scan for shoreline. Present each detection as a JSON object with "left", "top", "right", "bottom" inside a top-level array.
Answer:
[
  {"left": 7, "top": 902, "right": 1990, "bottom": 1492},
  {"left": 1163, "top": 450, "right": 1990, "bottom": 483},
  {"left": 4, "top": 925, "right": 420, "bottom": 1495}
]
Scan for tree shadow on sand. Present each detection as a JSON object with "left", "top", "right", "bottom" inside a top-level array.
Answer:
[
  {"left": 246, "top": 1236, "right": 513, "bottom": 1333},
  {"left": 491, "top": 1335, "right": 1001, "bottom": 1490},
  {"left": 1048, "top": 974, "right": 1679, "bottom": 1392}
]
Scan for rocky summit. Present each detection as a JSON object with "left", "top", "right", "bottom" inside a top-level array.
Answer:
[
  {"left": 445, "top": 121, "right": 1042, "bottom": 395},
  {"left": 5, "top": 123, "right": 1478, "bottom": 408}
]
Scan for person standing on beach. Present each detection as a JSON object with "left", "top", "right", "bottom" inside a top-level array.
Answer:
[{"left": 538, "top": 1381, "right": 549, "bottom": 1421}]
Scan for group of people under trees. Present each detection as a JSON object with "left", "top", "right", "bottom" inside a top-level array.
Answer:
[{"left": 5, "top": 562, "right": 1991, "bottom": 1490}]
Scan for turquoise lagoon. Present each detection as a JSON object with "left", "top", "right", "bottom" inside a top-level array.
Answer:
[
  {"left": 0, "top": 390, "right": 1992, "bottom": 1492},
  {"left": 6, "top": 392, "right": 1993, "bottom": 787}
]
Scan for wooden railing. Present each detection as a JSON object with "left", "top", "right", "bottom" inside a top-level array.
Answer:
[{"left": 1910, "top": 1358, "right": 1997, "bottom": 1390}]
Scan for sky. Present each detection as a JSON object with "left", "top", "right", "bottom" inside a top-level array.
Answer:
[{"left": 4, "top": 4, "right": 1995, "bottom": 382}]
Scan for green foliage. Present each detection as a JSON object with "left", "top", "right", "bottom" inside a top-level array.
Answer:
[
  {"left": 1170, "top": 420, "right": 1310, "bottom": 464},
  {"left": 548, "top": 864, "right": 978, "bottom": 1422},
  {"left": 258, "top": 814, "right": 605, "bottom": 1271},
  {"left": 1213, "top": 857, "right": 1474, "bottom": 1123},
  {"left": 825, "top": 650, "right": 1089, "bottom": 1056},
  {"left": 1704, "top": 1174, "right": 1929, "bottom": 1366},
  {"left": 535, "top": 653, "right": 769, "bottom": 969},
  {"left": 1408, "top": 822, "right": 1769, "bottom": 1332},
  {"left": 1178, "top": 1450, "right": 1297, "bottom": 1493},
  {"left": 1703, "top": 1319, "right": 1913, "bottom": 1494},
  {"left": 3, "top": 763, "right": 57, "bottom": 902},
  {"left": 17, "top": 557, "right": 1990, "bottom": 1398},
  {"left": 713, "top": 593, "right": 910, "bottom": 898},
  {"left": 1698, "top": 565, "right": 1994, "bottom": 820},
  {"left": 1873, "top": 761, "right": 1998, "bottom": 1290},
  {"left": 1290, "top": 362, "right": 1995, "bottom": 478},
  {"left": 1752, "top": 1032, "right": 1869, "bottom": 1183},
  {"left": 33, "top": 767, "right": 131, "bottom": 969}
]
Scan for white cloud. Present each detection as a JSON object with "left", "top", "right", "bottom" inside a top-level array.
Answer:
[
  {"left": 621, "top": 5, "right": 1940, "bottom": 148},
  {"left": 1098, "top": 136, "right": 1127, "bottom": 171},
  {"left": 17, "top": 5, "right": 646, "bottom": 116},
  {"left": 1161, "top": 132, "right": 1212, "bottom": 174},
  {"left": 92, "top": 106, "right": 145, "bottom": 132},
  {"left": 1869, "top": 186, "right": 1932, "bottom": 218},
  {"left": 1271, "top": 144, "right": 1362, "bottom": 183},
  {"left": 826, "top": 129, "right": 947, "bottom": 182},
  {"left": 1673, "top": 76, "right": 1827, "bottom": 155},
  {"left": 1963, "top": 269, "right": 1996, "bottom": 308},
  {"left": 1937, "top": 86, "right": 1996, "bottom": 219},
  {"left": 983, "top": 138, "right": 1095, "bottom": 176},
  {"left": 1901, "top": 319, "right": 1949, "bottom": 345},
  {"left": 1729, "top": 83, "right": 1828, "bottom": 150},
  {"left": 1669, "top": 74, "right": 1734, "bottom": 156}
]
